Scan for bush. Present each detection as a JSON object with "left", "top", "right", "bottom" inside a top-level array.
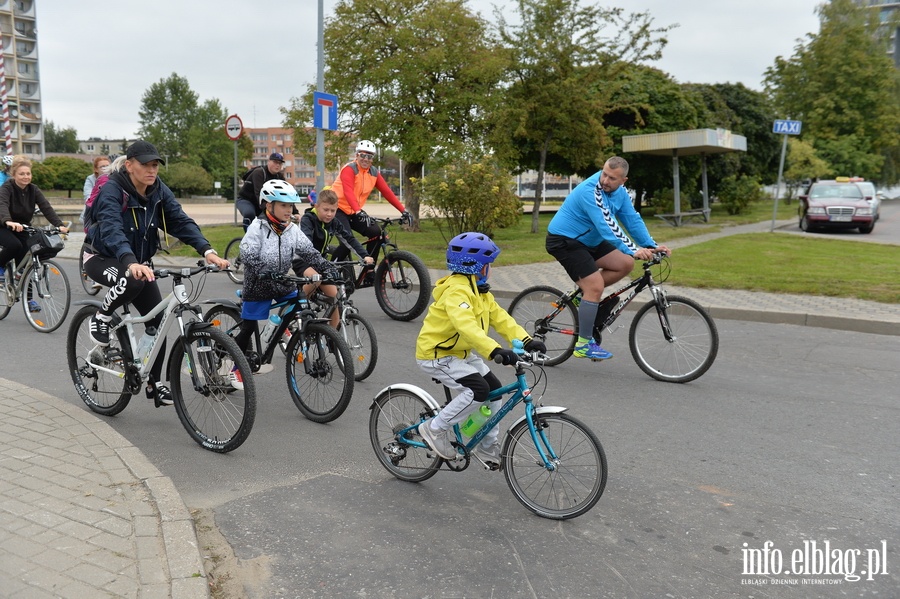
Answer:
[
  {"left": 413, "top": 155, "right": 521, "bottom": 241},
  {"left": 717, "top": 175, "right": 764, "bottom": 215},
  {"left": 160, "top": 162, "right": 213, "bottom": 197}
]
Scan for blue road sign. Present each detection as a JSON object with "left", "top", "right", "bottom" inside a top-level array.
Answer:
[
  {"left": 773, "top": 120, "right": 802, "bottom": 135},
  {"left": 313, "top": 92, "right": 338, "bottom": 131}
]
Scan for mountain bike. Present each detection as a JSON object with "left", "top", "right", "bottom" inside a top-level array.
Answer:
[
  {"left": 0, "top": 224, "right": 71, "bottom": 332},
  {"left": 308, "top": 259, "right": 378, "bottom": 381},
  {"left": 66, "top": 263, "right": 257, "bottom": 453},
  {"left": 202, "top": 271, "right": 355, "bottom": 423},
  {"left": 369, "top": 347, "right": 607, "bottom": 520},
  {"left": 508, "top": 252, "right": 719, "bottom": 382},
  {"left": 333, "top": 216, "right": 431, "bottom": 322}
]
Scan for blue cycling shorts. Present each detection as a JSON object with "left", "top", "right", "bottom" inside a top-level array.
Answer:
[{"left": 241, "top": 290, "right": 298, "bottom": 320}]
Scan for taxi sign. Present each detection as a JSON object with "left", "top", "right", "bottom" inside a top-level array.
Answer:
[{"left": 773, "top": 120, "right": 802, "bottom": 135}]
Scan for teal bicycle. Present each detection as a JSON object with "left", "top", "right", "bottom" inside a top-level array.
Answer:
[{"left": 369, "top": 348, "right": 607, "bottom": 520}]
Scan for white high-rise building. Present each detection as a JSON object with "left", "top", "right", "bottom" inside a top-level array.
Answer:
[{"left": 0, "top": 0, "right": 42, "bottom": 158}]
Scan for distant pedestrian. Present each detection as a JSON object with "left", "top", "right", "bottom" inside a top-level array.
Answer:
[
  {"left": 307, "top": 188, "right": 317, "bottom": 206},
  {"left": 235, "top": 152, "right": 286, "bottom": 230},
  {"left": 80, "top": 155, "right": 111, "bottom": 224}
]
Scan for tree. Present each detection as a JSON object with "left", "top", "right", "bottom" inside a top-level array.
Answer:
[
  {"left": 283, "top": 0, "right": 507, "bottom": 227},
  {"left": 137, "top": 73, "right": 199, "bottom": 161},
  {"left": 493, "top": 0, "right": 672, "bottom": 232},
  {"left": 41, "top": 156, "right": 92, "bottom": 198},
  {"left": 43, "top": 121, "right": 79, "bottom": 153},
  {"left": 160, "top": 162, "right": 213, "bottom": 197},
  {"left": 137, "top": 74, "right": 251, "bottom": 198},
  {"left": 783, "top": 137, "right": 830, "bottom": 201},
  {"left": 764, "top": 0, "right": 900, "bottom": 184},
  {"left": 414, "top": 154, "right": 521, "bottom": 239}
]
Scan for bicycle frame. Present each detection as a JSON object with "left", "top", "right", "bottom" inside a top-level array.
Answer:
[
  {"left": 80, "top": 268, "right": 212, "bottom": 393},
  {"left": 345, "top": 218, "right": 398, "bottom": 287},
  {"left": 399, "top": 361, "right": 566, "bottom": 471}
]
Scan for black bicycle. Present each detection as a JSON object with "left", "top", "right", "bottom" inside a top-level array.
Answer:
[
  {"left": 203, "top": 272, "right": 355, "bottom": 423},
  {"left": 334, "top": 216, "right": 431, "bottom": 322},
  {"left": 508, "top": 252, "right": 719, "bottom": 383}
]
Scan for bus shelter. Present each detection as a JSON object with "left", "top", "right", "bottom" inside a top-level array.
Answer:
[{"left": 622, "top": 128, "right": 747, "bottom": 226}]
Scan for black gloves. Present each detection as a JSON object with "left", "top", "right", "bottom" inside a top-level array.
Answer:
[
  {"left": 524, "top": 338, "right": 547, "bottom": 354},
  {"left": 490, "top": 347, "right": 520, "bottom": 365},
  {"left": 356, "top": 210, "right": 373, "bottom": 227},
  {"left": 400, "top": 211, "right": 412, "bottom": 226}
]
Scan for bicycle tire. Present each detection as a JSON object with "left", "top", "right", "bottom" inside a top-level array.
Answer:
[
  {"left": 507, "top": 285, "right": 577, "bottom": 366},
  {"left": 0, "top": 264, "right": 12, "bottom": 320},
  {"left": 503, "top": 412, "right": 607, "bottom": 520},
  {"left": 204, "top": 304, "right": 244, "bottom": 341},
  {"left": 343, "top": 312, "right": 378, "bottom": 381},
  {"left": 79, "top": 250, "right": 101, "bottom": 296},
  {"left": 224, "top": 237, "right": 244, "bottom": 284},
  {"left": 67, "top": 305, "right": 132, "bottom": 416},
  {"left": 285, "top": 321, "right": 354, "bottom": 423},
  {"left": 628, "top": 294, "right": 719, "bottom": 383},
  {"left": 369, "top": 388, "right": 441, "bottom": 482},
  {"left": 374, "top": 249, "right": 431, "bottom": 321},
  {"left": 23, "top": 259, "right": 71, "bottom": 333},
  {"left": 168, "top": 327, "right": 256, "bottom": 453}
]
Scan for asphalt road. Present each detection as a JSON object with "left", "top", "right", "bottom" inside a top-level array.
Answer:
[{"left": 5, "top": 260, "right": 899, "bottom": 597}]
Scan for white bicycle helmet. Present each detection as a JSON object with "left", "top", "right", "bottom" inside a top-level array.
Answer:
[
  {"left": 2, "top": 155, "right": 12, "bottom": 166},
  {"left": 356, "top": 140, "right": 376, "bottom": 155},
  {"left": 260, "top": 179, "right": 302, "bottom": 204}
]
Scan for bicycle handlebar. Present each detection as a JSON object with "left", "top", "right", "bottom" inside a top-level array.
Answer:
[
  {"left": 492, "top": 351, "right": 548, "bottom": 366},
  {"left": 262, "top": 271, "right": 343, "bottom": 286}
]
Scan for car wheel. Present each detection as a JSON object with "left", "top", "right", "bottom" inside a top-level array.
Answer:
[
  {"left": 799, "top": 213, "right": 814, "bottom": 232},
  {"left": 858, "top": 223, "right": 874, "bottom": 234}
]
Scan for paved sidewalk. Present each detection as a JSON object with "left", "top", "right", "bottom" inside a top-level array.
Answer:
[
  {"left": 3, "top": 202, "right": 895, "bottom": 599},
  {"left": 0, "top": 379, "right": 208, "bottom": 598}
]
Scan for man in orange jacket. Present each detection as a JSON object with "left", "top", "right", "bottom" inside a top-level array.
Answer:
[{"left": 330, "top": 140, "right": 411, "bottom": 262}]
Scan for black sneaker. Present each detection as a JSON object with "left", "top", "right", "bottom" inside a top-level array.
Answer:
[
  {"left": 146, "top": 383, "right": 174, "bottom": 406},
  {"left": 89, "top": 314, "right": 111, "bottom": 346}
]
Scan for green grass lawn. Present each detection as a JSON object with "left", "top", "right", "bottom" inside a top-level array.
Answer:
[{"left": 167, "top": 199, "right": 899, "bottom": 304}]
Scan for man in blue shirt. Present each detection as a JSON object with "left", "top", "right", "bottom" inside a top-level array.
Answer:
[{"left": 546, "top": 156, "right": 670, "bottom": 360}]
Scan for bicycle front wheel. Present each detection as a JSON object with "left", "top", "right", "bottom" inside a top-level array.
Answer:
[
  {"left": 374, "top": 250, "right": 431, "bottom": 321},
  {"left": 79, "top": 250, "right": 101, "bottom": 295},
  {"left": 24, "top": 260, "right": 71, "bottom": 333},
  {"left": 369, "top": 388, "right": 441, "bottom": 482},
  {"left": 629, "top": 294, "right": 719, "bottom": 383},
  {"left": 224, "top": 237, "right": 244, "bottom": 284},
  {"left": 67, "top": 306, "right": 132, "bottom": 416},
  {"left": 503, "top": 412, "right": 607, "bottom": 520},
  {"left": 169, "top": 327, "right": 256, "bottom": 453},
  {"left": 342, "top": 312, "right": 378, "bottom": 381},
  {"left": 507, "top": 285, "right": 577, "bottom": 366},
  {"left": 286, "top": 322, "right": 354, "bottom": 423}
]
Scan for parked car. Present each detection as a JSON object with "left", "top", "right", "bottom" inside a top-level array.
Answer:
[
  {"left": 798, "top": 178, "right": 877, "bottom": 234},
  {"left": 853, "top": 179, "right": 881, "bottom": 220}
]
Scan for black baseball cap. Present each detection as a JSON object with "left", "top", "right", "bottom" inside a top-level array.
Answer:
[
  {"left": 126, "top": 140, "right": 165, "bottom": 165},
  {"left": 269, "top": 152, "right": 285, "bottom": 162}
]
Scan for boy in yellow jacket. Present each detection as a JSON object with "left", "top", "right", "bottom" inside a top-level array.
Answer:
[{"left": 415, "top": 232, "right": 545, "bottom": 468}]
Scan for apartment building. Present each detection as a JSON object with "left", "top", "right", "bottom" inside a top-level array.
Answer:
[
  {"left": 0, "top": 0, "right": 42, "bottom": 157},
  {"left": 853, "top": 0, "right": 900, "bottom": 66}
]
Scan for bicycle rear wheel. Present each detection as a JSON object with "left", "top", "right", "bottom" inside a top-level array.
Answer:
[
  {"left": 629, "top": 294, "right": 719, "bottom": 383},
  {"left": 374, "top": 250, "right": 431, "bottom": 321},
  {"left": 169, "top": 327, "right": 256, "bottom": 453},
  {"left": 369, "top": 388, "right": 441, "bottom": 482},
  {"left": 224, "top": 237, "right": 244, "bottom": 284},
  {"left": 503, "top": 412, "right": 607, "bottom": 520},
  {"left": 79, "top": 250, "right": 101, "bottom": 295},
  {"left": 507, "top": 285, "right": 577, "bottom": 366},
  {"left": 24, "top": 259, "right": 71, "bottom": 333},
  {"left": 285, "top": 322, "right": 354, "bottom": 423},
  {"left": 342, "top": 312, "right": 377, "bottom": 381},
  {"left": 67, "top": 306, "right": 132, "bottom": 416}
]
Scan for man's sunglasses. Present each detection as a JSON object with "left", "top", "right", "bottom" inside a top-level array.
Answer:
[{"left": 357, "top": 152, "right": 375, "bottom": 159}]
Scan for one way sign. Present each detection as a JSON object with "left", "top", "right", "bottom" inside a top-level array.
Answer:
[{"left": 773, "top": 119, "right": 802, "bottom": 135}]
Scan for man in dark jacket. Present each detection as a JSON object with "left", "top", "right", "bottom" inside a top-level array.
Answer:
[{"left": 235, "top": 152, "right": 286, "bottom": 230}]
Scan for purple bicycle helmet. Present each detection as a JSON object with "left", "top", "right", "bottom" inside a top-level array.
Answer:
[{"left": 447, "top": 232, "right": 500, "bottom": 284}]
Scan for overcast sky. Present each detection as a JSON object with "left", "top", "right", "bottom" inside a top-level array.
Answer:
[{"left": 36, "top": 0, "right": 822, "bottom": 141}]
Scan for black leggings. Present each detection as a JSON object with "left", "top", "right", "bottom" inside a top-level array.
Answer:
[
  {"left": 331, "top": 210, "right": 380, "bottom": 260},
  {"left": 83, "top": 252, "right": 167, "bottom": 381},
  {"left": 0, "top": 228, "right": 29, "bottom": 270},
  {"left": 456, "top": 371, "right": 503, "bottom": 403}
]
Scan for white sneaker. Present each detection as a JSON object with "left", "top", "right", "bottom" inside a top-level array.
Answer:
[
  {"left": 474, "top": 442, "right": 502, "bottom": 470},
  {"left": 417, "top": 420, "right": 456, "bottom": 460},
  {"left": 255, "top": 363, "right": 274, "bottom": 374},
  {"left": 228, "top": 367, "right": 245, "bottom": 391}
]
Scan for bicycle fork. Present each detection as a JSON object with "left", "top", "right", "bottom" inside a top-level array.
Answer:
[{"left": 649, "top": 286, "right": 677, "bottom": 342}]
